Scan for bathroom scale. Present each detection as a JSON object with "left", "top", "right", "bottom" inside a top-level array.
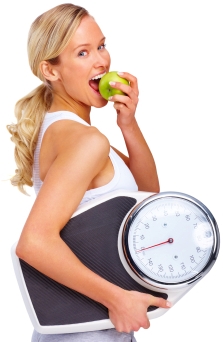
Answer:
[{"left": 11, "top": 190, "right": 220, "bottom": 334}]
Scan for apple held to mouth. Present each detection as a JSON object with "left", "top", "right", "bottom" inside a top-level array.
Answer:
[{"left": 99, "top": 71, "right": 129, "bottom": 100}]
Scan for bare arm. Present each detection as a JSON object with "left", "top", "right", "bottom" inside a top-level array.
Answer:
[
  {"left": 109, "top": 72, "right": 160, "bottom": 193},
  {"left": 16, "top": 121, "right": 169, "bottom": 333},
  {"left": 17, "top": 124, "right": 115, "bottom": 303}
]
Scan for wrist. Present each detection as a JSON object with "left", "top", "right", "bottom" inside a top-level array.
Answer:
[
  {"left": 118, "top": 117, "right": 138, "bottom": 134},
  {"left": 101, "top": 284, "right": 125, "bottom": 310}
]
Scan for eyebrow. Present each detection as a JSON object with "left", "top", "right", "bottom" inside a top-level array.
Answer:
[{"left": 73, "top": 37, "right": 106, "bottom": 51}]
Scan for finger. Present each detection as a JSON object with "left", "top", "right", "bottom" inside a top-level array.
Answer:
[
  {"left": 141, "top": 316, "right": 150, "bottom": 330},
  {"left": 148, "top": 295, "right": 172, "bottom": 309},
  {"left": 109, "top": 82, "right": 138, "bottom": 103},
  {"left": 117, "top": 72, "right": 139, "bottom": 95},
  {"left": 113, "top": 101, "right": 132, "bottom": 114},
  {"left": 110, "top": 93, "right": 138, "bottom": 112},
  {"left": 110, "top": 92, "right": 138, "bottom": 108},
  {"left": 111, "top": 94, "right": 134, "bottom": 107}
]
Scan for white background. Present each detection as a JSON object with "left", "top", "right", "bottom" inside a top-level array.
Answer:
[{"left": 1, "top": 1, "right": 222, "bottom": 341}]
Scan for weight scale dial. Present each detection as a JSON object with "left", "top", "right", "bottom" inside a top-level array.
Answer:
[{"left": 121, "top": 192, "right": 219, "bottom": 290}]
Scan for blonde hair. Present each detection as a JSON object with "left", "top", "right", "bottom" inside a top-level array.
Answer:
[{"left": 7, "top": 3, "right": 88, "bottom": 194}]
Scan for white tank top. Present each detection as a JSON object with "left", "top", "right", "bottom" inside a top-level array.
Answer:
[{"left": 33, "top": 111, "right": 138, "bottom": 205}]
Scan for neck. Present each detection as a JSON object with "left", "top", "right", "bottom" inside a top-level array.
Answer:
[{"left": 49, "top": 92, "right": 91, "bottom": 125}]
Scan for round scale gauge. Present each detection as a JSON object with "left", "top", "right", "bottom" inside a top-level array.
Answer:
[{"left": 121, "top": 191, "right": 220, "bottom": 290}]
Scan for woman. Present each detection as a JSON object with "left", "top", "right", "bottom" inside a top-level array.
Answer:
[{"left": 7, "top": 3, "right": 171, "bottom": 342}]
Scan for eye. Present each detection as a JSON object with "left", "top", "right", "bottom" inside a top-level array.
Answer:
[
  {"left": 78, "top": 50, "right": 87, "bottom": 57},
  {"left": 98, "top": 43, "right": 106, "bottom": 50}
]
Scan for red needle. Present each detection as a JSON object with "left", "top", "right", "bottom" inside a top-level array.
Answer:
[{"left": 136, "top": 238, "right": 174, "bottom": 252}]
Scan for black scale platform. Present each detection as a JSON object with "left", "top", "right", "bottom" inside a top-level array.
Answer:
[{"left": 20, "top": 196, "right": 168, "bottom": 326}]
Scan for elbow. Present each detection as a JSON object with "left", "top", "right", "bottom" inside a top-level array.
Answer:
[
  {"left": 138, "top": 180, "right": 160, "bottom": 194},
  {"left": 15, "top": 239, "right": 28, "bottom": 260},
  {"left": 138, "top": 184, "right": 160, "bottom": 194},
  {"left": 150, "top": 178, "right": 160, "bottom": 194},
  {"left": 150, "top": 184, "right": 160, "bottom": 194},
  {"left": 154, "top": 182, "right": 160, "bottom": 193},
  {"left": 15, "top": 234, "right": 36, "bottom": 262}
]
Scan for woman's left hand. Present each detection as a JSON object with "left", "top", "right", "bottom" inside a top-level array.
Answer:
[{"left": 108, "top": 72, "right": 139, "bottom": 129}]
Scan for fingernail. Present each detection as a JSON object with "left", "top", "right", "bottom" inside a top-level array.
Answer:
[
  {"left": 117, "top": 72, "right": 124, "bottom": 76},
  {"left": 166, "top": 301, "right": 172, "bottom": 308},
  {"left": 108, "top": 96, "right": 113, "bottom": 100},
  {"left": 109, "top": 81, "right": 115, "bottom": 86}
]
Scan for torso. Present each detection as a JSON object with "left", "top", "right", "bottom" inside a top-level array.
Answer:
[{"left": 33, "top": 111, "right": 138, "bottom": 205}]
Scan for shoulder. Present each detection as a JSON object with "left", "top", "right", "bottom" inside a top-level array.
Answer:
[{"left": 44, "top": 119, "right": 110, "bottom": 157}]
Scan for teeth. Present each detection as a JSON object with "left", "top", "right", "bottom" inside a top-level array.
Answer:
[{"left": 91, "top": 72, "right": 106, "bottom": 80}]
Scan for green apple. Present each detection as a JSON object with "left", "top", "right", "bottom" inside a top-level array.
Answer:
[{"left": 99, "top": 71, "right": 129, "bottom": 100}]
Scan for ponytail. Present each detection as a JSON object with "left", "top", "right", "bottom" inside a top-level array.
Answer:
[{"left": 7, "top": 83, "right": 52, "bottom": 194}]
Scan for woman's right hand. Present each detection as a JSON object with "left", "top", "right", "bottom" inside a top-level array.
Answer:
[{"left": 108, "top": 289, "right": 171, "bottom": 333}]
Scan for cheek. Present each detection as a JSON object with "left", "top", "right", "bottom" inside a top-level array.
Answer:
[{"left": 60, "top": 65, "right": 82, "bottom": 86}]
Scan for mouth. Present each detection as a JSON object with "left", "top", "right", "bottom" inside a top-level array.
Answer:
[{"left": 89, "top": 72, "right": 106, "bottom": 93}]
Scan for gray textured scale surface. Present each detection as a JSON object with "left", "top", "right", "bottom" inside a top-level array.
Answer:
[{"left": 20, "top": 196, "right": 167, "bottom": 326}]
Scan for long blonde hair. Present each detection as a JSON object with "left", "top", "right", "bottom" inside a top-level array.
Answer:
[{"left": 7, "top": 3, "right": 88, "bottom": 194}]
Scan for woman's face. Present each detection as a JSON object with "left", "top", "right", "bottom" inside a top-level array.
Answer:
[{"left": 52, "top": 15, "right": 111, "bottom": 108}]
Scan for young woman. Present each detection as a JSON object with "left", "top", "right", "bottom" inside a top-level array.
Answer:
[{"left": 7, "top": 3, "right": 171, "bottom": 342}]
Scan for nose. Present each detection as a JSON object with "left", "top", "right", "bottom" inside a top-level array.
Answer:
[{"left": 92, "top": 49, "right": 110, "bottom": 69}]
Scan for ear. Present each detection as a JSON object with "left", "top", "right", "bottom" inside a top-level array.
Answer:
[{"left": 39, "top": 61, "right": 60, "bottom": 82}]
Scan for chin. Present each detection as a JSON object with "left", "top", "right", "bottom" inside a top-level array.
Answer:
[{"left": 93, "top": 98, "right": 108, "bottom": 109}]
